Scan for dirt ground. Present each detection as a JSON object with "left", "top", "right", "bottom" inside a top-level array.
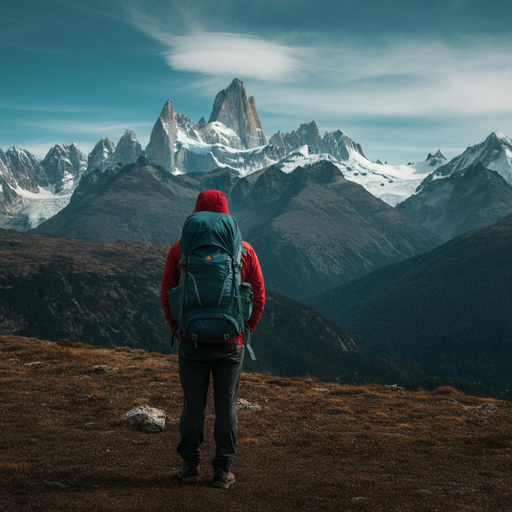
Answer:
[{"left": 1, "top": 334, "right": 511, "bottom": 511}]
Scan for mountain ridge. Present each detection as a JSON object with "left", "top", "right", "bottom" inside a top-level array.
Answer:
[
  {"left": 31, "top": 158, "right": 442, "bottom": 300},
  {"left": 308, "top": 214, "right": 512, "bottom": 394},
  {"left": 397, "top": 162, "right": 512, "bottom": 240}
]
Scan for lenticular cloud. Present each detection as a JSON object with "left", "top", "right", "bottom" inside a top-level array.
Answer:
[{"left": 162, "top": 33, "right": 305, "bottom": 82}]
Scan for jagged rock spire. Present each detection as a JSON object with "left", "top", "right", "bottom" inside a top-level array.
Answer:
[
  {"left": 427, "top": 150, "right": 446, "bottom": 161},
  {"left": 146, "top": 99, "right": 178, "bottom": 172},
  {"left": 111, "top": 130, "right": 142, "bottom": 167},
  {"left": 208, "top": 78, "right": 267, "bottom": 149}
]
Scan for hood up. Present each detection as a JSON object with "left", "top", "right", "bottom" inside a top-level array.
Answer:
[{"left": 193, "top": 190, "right": 230, "bottom": 214}]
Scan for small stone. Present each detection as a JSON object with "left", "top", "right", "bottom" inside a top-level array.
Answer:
[
  {"left": 236, "top": 398, "right": 262, "bottom": 411},
  {"left": 9, "top": 358, "right": 20, "bottom": 363},
  {"left": 91, "top": 365, "right": 113, "bottom": 373},
  {"left": 119, "top": 405, "right": 167, "bottom": 433},
  {"left": 25, "top": 362, "right": 46, "bottom": 368},
  {"left": 477, "top": 403, "right": 498, "bottom": 413},
  {"left": 43, "top": 480, "right": 70, "bottom": 489},
  {"left": 384, "top": 384, "right": 405, "bottom": 391}
]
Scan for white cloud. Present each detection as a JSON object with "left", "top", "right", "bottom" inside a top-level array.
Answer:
[
  {"left": 124, "top": 6, "right": 308, "bottom": 83},
  {"left": 253, "top": 37, "right": 512, "bottom": 120},
  {"left": 23, "top": 120, "right": 152, "bottom": 136},
  {"left": 159, "top": 33, "right": 308, "bottom": 82}
]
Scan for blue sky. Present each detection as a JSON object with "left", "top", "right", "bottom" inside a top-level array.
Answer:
[{"left": 2, "top": 0, "right": 512, "bottom": 164}]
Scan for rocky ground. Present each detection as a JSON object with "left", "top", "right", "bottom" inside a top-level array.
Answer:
[{"left": 1, "top": 334, "right": 511, "bottom": 511}]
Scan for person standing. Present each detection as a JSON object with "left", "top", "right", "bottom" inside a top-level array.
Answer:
[{"left": 161, "top": 190, "right": 265, "bottom": 489}]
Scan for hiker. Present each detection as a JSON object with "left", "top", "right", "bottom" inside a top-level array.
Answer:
[{"left": 161, "top": 190, "right": 265, "bottom": 489}]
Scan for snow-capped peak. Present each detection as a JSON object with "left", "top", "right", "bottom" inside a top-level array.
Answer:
[{"left": 427, "top": 150, "right": 446, "bottom": 161}]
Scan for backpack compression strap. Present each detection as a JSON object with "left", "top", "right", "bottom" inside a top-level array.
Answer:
[{"left": 234, "top": 246, "right": 256, "bottom": 360}]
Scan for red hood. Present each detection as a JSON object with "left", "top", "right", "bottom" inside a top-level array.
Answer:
[{"left": 193, "top": 190, "right": 230, "bottom": 214}]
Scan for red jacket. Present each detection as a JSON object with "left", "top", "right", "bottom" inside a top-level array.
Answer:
[{"left": 160, "top": 190, "right": 265, "bottom": 344}]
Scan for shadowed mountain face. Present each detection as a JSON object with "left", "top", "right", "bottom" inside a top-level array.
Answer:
[
  {"left": 308, "top": 215, "right": 512, "bottom": 393},
  {"left": 32, "top": 158, "right": 442, "bottom": 300},
  {"left": 229, "top": 161, "right": 442, "bottom": 299},
  {"left": 0, "top": 229, "right": 428, "bottom": 384},
  {"left": 31, "top": 158, "right": 215, "bottom": 245},
  {"left": 417, "top": 131, "right": 512, "bottom": 190},
  {"left": 396, "top": 162, "right": 512, "bottom": 241}
]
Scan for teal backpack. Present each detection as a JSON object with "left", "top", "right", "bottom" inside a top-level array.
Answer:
[{"left": 168, "top": 211, "right": 256, "bottom": 360}]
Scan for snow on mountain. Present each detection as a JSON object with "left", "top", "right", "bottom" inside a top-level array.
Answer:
[
  {"left": 268, "top": 121, "right": 444, "bottom": 206},
  {"left": 105, "top": 130, "right": 143, "bottom": 170},
  {"left": 199, "top": 122, "right": 244, "bottom": 149},
  {"left": 174, "top": 126, "right": 284, "bottom": 176},
  {"left": 86, "top": 138, "right": 116, "bottom": 175},
  {"left": 275, "top": 144, "right": 446, "bottom": 207},
  {"left": 0, "top": 144, "right": 93, "bottom": 230},
  {"left": 41, "top": 143, "right": 87, "bottom": 193},
  {"left": 146, "top": 82, "right": 280, "bottom": 174},
  {"left": 4, "top": 146, "right": 49, "bottom": 193},
  {"left": 4, "top": 79, "right": 512, "bottom": 233},
  {"left": 418, "top": 131, "right": 512, "bottom": 191}
]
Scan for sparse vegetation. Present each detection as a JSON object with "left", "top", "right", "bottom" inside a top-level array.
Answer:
[
  {"left": 329, "top": 386, "right": 370, "bottom": 395},
  {"left": 310, "top": 216, "right": 512, "bottom": 396},
  {"left": 1, "top": 333, "right": 511, "bottom": 511}
]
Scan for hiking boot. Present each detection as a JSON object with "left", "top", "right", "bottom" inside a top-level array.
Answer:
[
  {"left": 212, "top": 468, "right": 235, "bottom": 489},
  {"left": 178, "top": 461, "right": 199, "bottom": 483}
]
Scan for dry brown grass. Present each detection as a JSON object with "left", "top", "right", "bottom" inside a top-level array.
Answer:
[{"left": 1, "top": 334, "right": 512, "bottom": 511}]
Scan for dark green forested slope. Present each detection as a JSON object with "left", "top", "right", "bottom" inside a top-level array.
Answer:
[
  {"left": 0, "top": 229, "right": 429, "bottom": 387},
  {"left": 309, "top": 215, "right": 512, "bottom": 394}
]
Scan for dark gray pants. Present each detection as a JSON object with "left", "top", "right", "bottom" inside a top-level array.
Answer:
[{"left": 177, "top": 340, "right": 244, "bottom": 470}]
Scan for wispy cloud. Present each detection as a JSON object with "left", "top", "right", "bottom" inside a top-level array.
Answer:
[
  {"left": 0, "top": 103, "right": 92, "bottom": 113},
  {"left": 252, "top": 37, "right": 512, "bottom": 121},
  {"left": 23, "top": 120, "right": 153, "bottom": 136},
  {"left": 123, "top": 5, "right": 309, "bottom": 83},
  {"left": 120, "top": 1, "right": 512, "bottom": 122},
  {"left": 160, "top": 33, "right": 308, "bottom": 82}
]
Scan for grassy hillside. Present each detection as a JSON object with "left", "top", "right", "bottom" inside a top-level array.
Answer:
[{"left": 1, "top": 335, "right": 511, "bottom": 512}]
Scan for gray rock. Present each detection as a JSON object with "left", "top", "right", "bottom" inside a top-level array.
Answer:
[
  {"left": 477, "top": 403, "right": 498, "bottom": 413},
  {"left": 384, "top": 384, "right": 405, "bottom": 391},
  {"left": 146, "top": 99, "right": 178, "bottom": 172},
  {"left": 24, "top": 362, "right": 46, "bottom": 368},
  {"left": 41, "top": 143, "right": 87, "bottom": 193},
  {"left": 106, "top": 130, "right": 142, "bottom": 169},
  {"left": 208, "top": 78, "right": 267, "bottom": 149},
  {"left": 86, "top": 138, "right": 116, "bottom": 174},
  {"left": 90, "top": 364, "right": 113, "bottom": 373},
  {"left": 119, "top": 404, "right": 167, "bottom": 433},
  {"left": 236, "top": 398, "right": 262, "bottom": 411}
]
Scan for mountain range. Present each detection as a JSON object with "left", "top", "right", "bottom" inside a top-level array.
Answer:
[
  {"left": 4, "top": 78, "right": 512, "bottom": 244},
  {"left": 308, "top": 214, "right": 512, "bottom": 395},
  {"left": 31, "top": 158, "right": 441, "bottom": 300},
  {"left": 2, "top": 77, "right": 511, "bottom": 396},
  {"left": 396, "top": 162, "right": 512, "bottom": 240}
]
